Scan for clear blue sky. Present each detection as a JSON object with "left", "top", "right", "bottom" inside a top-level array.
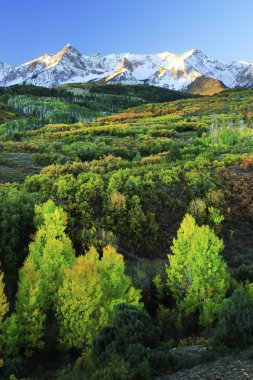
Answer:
[{"left": 1, "top": 0, "right": 253, "bottom": 65}]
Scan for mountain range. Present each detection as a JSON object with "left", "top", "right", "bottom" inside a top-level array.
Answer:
[{"left": 0, "top": 44, "right": 253, "bottom": 92}]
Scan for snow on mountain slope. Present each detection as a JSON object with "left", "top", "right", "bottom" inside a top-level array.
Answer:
[
  {"left": 0, "top": 61, "right": 14, "bottom": 83},
  {"left": 0, "top": 45, "right": 253, "bottom": 91}
]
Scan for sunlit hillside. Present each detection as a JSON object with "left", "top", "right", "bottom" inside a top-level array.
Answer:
[{"left": 1, "top": 85, "right": 253, "bottom": 378}]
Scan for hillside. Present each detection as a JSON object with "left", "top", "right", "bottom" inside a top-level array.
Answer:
[
  {"left": 1, "top": 86, "right": 253, "bottom": 378},
  {"left": 0, "top": 83, "right": 193, "bottom": 129},
  {"left": 59, "top": 82, "right": 195, "bottom": 102},
  {"left": 0, "top": 101, "right": 21, "bottom": 123},
  {"left": 0, "top": 87, "right": 253, "bottom": 262},
  {"left": 0, "top": 84, "right": 194, "bottom": 181}
]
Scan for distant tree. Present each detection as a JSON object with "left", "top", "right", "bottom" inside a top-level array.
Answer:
[
  {"left": 133, "top": 151, "right": 142, "bottom": 161},
  {"left": 167, "top": 214, "right": 229, "bottom": 327},
  {"left": 166, "top": 141, "right": 182, "bottom": 162}
]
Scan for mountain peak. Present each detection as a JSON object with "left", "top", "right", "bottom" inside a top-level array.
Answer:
[
  {"left": 190, "top": 48, "right": 202, "bottom": 54},
  {"left": 60, "top": 44, "right": 81, "bottom": 56},
  {"left": 1, "top": 46, "right": 253, "bottom": 90},
  {"left": 180, "top": 48, "right": 204, "bottom": 59}
]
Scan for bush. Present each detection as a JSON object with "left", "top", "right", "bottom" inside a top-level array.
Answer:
[
  {"left": 156, "top": 305, "right": 177, "bottom": 339},
  {"left": 235, "top": 264, "right": 253, "bottom": 283},
  {"left": 215, "top": 287, "right": 253, "bottom": 347},
  {"left": 86, "top": 303, "right": 175, "bottom": 379}
]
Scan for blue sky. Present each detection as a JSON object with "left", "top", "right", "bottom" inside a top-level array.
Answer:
[{"left": 1, "top": 0, "right": 253, "bottom": 65}]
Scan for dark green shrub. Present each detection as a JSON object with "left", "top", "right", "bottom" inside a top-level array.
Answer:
[
  {"left": 165, "top": 141, "right": 182, "bottom": 162},
  {"left": 215, "top": 287, "right": 253, "bottom": 347},
  {"left": 90, "top": 303, "right": 175, "bottom": 379},
  {"left": 235, "top": 265, "right": 253, "bottom": 283}
]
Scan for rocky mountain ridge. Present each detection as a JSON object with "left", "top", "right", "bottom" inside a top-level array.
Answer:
[{"left": 0, "top": 44, "right": 253, "bottom": 91}]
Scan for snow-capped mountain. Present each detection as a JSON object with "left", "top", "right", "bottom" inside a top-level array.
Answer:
[
  {"left": 0, "top": 44, "right": 253, "bottom": 91},
  {"left": 0, "top": 61, "right": 14, "bottom": 82}
]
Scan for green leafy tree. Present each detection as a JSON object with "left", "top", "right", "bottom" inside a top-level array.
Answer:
[
  {"left": 56, "top": 245, "right": 141, "bottom": 349},
  {"left": 15, "top": 257, "right": 46, "bottom": 355},
  {"left": 29, "top": 200, "right": 76, "bottom": 300},
  {"left": 0, "top": 188, "right": 35, "bottom": 285},
  {"left": 167, "top": 214, "right": 229, "bottom": 326},
  {"left": 15, "top": 200, "right": 76, "bottom": 355},
  {"left": 0, "top": 271, "right": 8, "bottom": 322},
  {"left": 54, "top": 172, "right": 105, "bottom": 251},
  {"left": 0, "top": 270, "right": 8, "bottom": 366},
  {"left": 0, "top": 314, "right": 20, "bottom": 362}
]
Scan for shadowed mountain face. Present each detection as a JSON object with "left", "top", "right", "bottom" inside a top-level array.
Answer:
[
  {"left": 187, "top": 76, "right": 227, "bottom": 95},
  {"left": 0, "top": 45, "right": 253, "bottom": 92}
]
